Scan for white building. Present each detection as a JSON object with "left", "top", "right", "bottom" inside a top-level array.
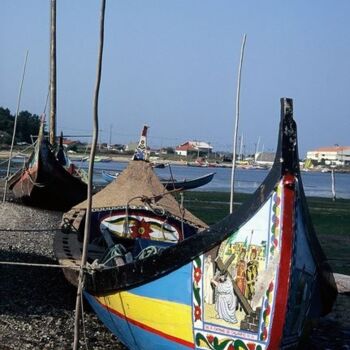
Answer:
[
  {"left": 306, "top": 146, "right": 350, "bottom": 166},
  {"left": 175, "top": 141, "right": 213, "bottom": 157}
]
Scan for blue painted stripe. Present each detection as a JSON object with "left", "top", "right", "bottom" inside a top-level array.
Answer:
[{"left": 130, "top": 263, "right": 192, "bottom": 305}]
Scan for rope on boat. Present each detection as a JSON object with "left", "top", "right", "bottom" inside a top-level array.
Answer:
[
  {"left": 0, "top": 261, "right": 79, "bottom": 269},
  {"left": 25, "top": 169, "right": 46, "bottom": 188},
  {"left": 0, "top": 141, "right": 35, "bottom": 167},
  {"left": 0, "top": 228, "right": 61, "bottom": 233}
]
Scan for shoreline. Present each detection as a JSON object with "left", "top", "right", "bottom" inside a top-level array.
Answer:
[{"left": 1, "top": 150, "right": 350, "bottom": 173}]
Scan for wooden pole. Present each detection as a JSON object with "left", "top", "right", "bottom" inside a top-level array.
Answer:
[
  {"left": 73, "top": 0, "right": 106, "bottom": 349},
  {"left": 239, "top": 133, "right": 243, "bottom": 161},
  {"left": 230, "top": 34, "right": 247, "bottom": 213},
  {"left": 49, "top": 0, "right": 57, "bottom": 145},
  {"left": 2, "top": 50, "right": 29, "bottom": 203},
  {"left": 331, "top": 169, "right": 336, "bottom": 201}
]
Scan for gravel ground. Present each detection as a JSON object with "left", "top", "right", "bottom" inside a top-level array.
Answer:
[
  {"left": 0, "top": 195, "right": 349, "bottom": 349},
  {"left": 0, "top": 199, "right": 126, "bottom": 349}
]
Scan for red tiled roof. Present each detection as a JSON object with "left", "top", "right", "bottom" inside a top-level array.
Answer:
[{"left": 176, "top": 145, "right": 194, "bottom": 151}]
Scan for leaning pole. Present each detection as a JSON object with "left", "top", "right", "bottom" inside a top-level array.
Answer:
[
  {"left": 2, "top": 50, "right": 29, "bottom": 203},
  {"left": 230, "top": 34, "right": 247, "bottom": 214}
]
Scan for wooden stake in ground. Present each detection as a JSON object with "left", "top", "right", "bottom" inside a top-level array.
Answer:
[
  {"left": 73, "top": 0, "right": 106, "bottom": 349},
  {"left": 331, "top": 169, "right": 336, "bottom": 201}
]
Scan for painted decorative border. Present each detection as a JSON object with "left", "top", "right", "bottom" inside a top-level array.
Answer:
[
  {"left": 260, "top": 183, "right": 282, "bottom": 342},
  {"left": 192, "top": 184, "right": 283, "bottom": 349},
  {"left": 194, "top": 332, "right": 264, "bottom": 350},
  {"left": 193, "top": 256, "right": 203, "bottom": 328}
]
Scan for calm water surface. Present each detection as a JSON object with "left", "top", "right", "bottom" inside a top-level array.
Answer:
[{"left": 79, "top": 161, "right": 350, "bottom": 199}]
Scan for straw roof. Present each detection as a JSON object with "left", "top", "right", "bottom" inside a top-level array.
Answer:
[{"left": 74, "top": 160, "right": 207, "bottom": 228}]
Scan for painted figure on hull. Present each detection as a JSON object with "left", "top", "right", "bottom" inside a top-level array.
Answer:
[
  {"left": 211, "top": 273, "right": 238, "bottom": 324},
  {"left": 203, "top": 255, "right": 214, "bottom": 304},
  {"left": 235, "top": 249, "right": 247, "bottom": 295},
  {"left": 245, "top": 248, "right": 259, "bottom": 301}
]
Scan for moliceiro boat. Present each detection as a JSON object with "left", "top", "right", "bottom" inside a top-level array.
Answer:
[
  {"left": 55, "top": 99, "right": 337, "bottom": 350},
  {"left": 102, "top": 170, "right": 215, "bottom": 191},
  {"left": 8, "top": 122, "right": 87, "bottom": 211}
]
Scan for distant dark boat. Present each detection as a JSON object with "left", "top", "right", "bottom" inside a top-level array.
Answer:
[
  {"left": 151, "top": 162, "right": 166, "bottom": 168},
  {"left": 55, "top": 99, "right": 337, "bottom": 349},
  {"left": 8, "top": 125, "right": 87, "bottom": 210},
  {"left": 101, "top": 170, "right": 215, "bottom": 191},
  {"left": 160, "top": 172, "right": 215, "bottom": 190},
  {"left": 7, "top": 0, "right": 87, "bottom": 211}
]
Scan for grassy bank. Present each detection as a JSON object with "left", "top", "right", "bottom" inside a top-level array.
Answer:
[{"left": 182, "top": 191, "right": 350, "bottom": 275}]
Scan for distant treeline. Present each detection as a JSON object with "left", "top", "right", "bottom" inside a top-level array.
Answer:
[{"left": 0, "top": 107, "right": 40, "bottom": 145}]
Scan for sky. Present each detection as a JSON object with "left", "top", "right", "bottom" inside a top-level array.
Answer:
[{"left": 1, "top": 0, "right": 350, "bottom": 157}]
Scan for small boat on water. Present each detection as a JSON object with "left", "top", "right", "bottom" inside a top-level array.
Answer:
[
  {"left": 94, "top": 155, "right": 112, "bottom": 162},
  {"left": 8, "top": 123, "right": 87, "bottom": 210},
  {"left": 101, "top": 169, "right": 215, "bottom": 191},
  {"left": 55, "top": 99, "right": 337, "bottom": 349}
]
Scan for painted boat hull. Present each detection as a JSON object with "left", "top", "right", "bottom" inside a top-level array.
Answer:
[
  {"left": 102, "top": 170, "right": 215, "bottom": 191},
  {"left": 84, "top": 175, "right": 333, "bottom": 349},
  {"left": 8, "top": 140, "right": 87, "bottom": 210},
  {"left": 55, "top": 99, "right": 337, "bottom": 350}
]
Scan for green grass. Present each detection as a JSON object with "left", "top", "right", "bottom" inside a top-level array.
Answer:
[{"left": 181, "top": 191, "right": 350, "bottom": 275}]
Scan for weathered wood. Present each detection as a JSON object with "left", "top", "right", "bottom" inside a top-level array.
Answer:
[
  {"left": 73, "top": 0, "right": 106, "bottom": 348},
  {"left": 334, "top": 273, "right": 350, "bottom": 294}
]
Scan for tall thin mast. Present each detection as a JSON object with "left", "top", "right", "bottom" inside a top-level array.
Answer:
[
  {"left": 49, "top": 0, "right": 57, "bottom": 145},
  {"left": 229, "top": 34, "right": 247, "bottom": 213}
]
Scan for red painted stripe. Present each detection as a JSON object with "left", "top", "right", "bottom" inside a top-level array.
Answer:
[
  {"left": 95, "top": 298, "right": 195, "bottom": 349},
  {"left": 268, "top": 175, "right": 295, "bottom": 349}
]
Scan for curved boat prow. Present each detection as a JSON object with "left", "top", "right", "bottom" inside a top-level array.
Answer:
[{"left": 55, "top": 98, "right": 337, "bottom": 350}]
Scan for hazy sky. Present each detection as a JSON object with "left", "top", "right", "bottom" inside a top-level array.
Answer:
[{"left": 1, "top": 0, "right": 349, "bottom": 157}]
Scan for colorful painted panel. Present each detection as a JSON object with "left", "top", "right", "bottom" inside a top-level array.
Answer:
[
  {"left": 100, "top": 211, "right": 182, "bottom": 242},
  {"left": 88, "top": 263, "right": 195, "bottom": 349},
  {"left": 193, "top": 183, "right": 284, "bottom": 349}
]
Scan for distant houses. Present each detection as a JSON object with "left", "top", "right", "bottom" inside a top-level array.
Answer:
[
  {"left": 175, "top": 141, "right": 213, "bottom": 157},
  {"left": 306, "top": 146, "right": 350, "bottom": 167}
]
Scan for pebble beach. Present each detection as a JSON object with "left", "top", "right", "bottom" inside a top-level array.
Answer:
[
  {"left": 0, "top": 187, "right": 126, "bottom": 349},
  {"left": 0, "top": 185, "right": 349, "bottom": 349}
]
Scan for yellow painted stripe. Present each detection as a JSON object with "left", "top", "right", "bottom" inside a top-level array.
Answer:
[{"left": 97, "top": 291, "right": 193, "bottom": 344}]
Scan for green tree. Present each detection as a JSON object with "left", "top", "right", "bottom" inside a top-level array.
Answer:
[
  {"left": 0, "top": 107, "right": 14, "bottom": 133},
  {"left": 0, "top": 107, "right": 40, "bottom": 144}
]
